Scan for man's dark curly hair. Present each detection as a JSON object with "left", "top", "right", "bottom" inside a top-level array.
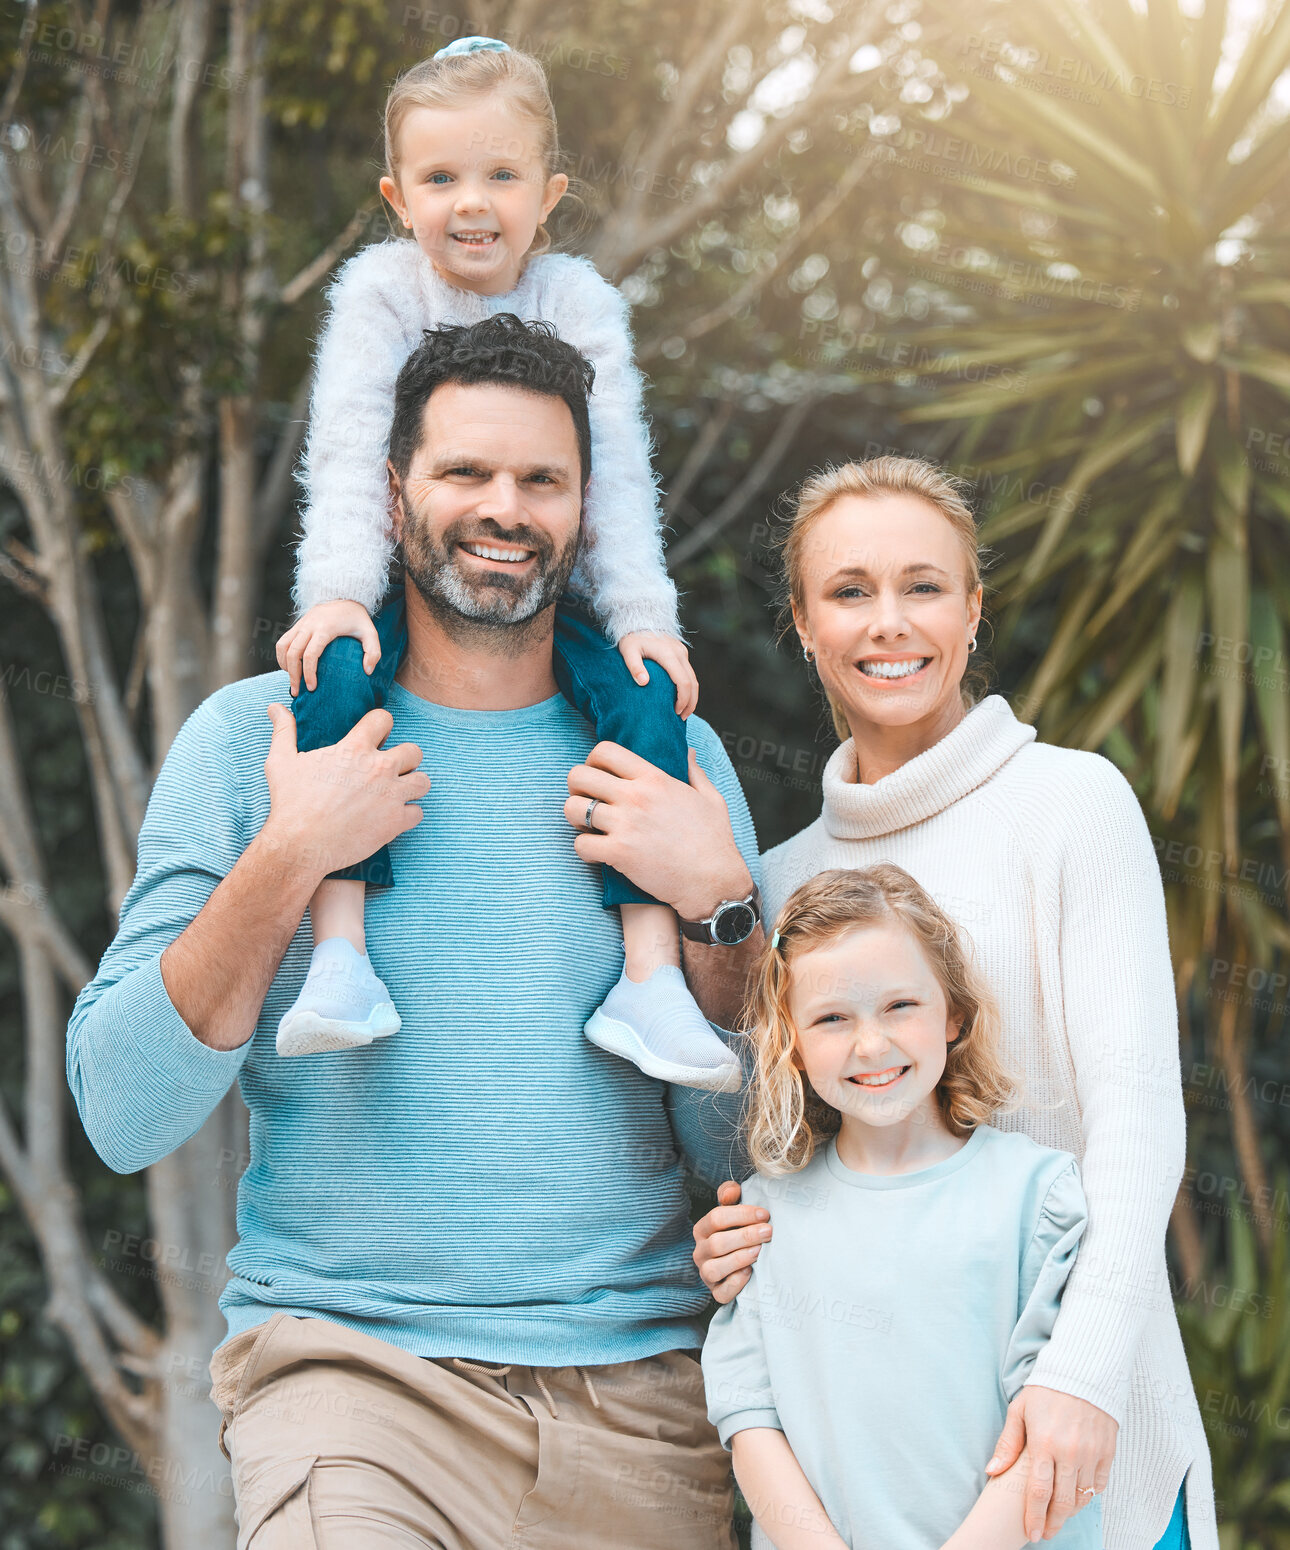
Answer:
[{"left": 387, "top": 314, "right": 596, "bottom": 490}]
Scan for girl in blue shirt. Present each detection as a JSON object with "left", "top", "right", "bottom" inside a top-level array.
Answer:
[{"left": 702, "top": 863, "right": 1105, "bottom": 1550}]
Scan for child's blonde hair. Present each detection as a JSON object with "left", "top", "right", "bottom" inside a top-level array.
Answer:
[
  {"left": 774, "top": 456, "right": 988, "bottom": 741},
  {"left": 383, "top": 48, "right": 563, "bottom": 256},
  {"left": 743, "top": 865, "right": 1023, "bottom": 1175}
]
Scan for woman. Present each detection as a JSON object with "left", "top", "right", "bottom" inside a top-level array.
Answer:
[{"left": 691, "top": 456, "right": 1214, "bottom": 1550}]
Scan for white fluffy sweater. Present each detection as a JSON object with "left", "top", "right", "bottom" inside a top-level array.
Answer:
[
  {"left": 294, "top": 240, "right": 681, "bottom": 642},
  {"left": 760, "top": 696, "right": 1217, "bottom": 1550}
]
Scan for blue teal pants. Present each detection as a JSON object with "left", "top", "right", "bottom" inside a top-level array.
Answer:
[{"left": 289, "top": 585, "right": 688, "bottom": 907}]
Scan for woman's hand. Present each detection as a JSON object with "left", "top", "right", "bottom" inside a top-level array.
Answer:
[
  {"left": 617, "top": 631, "right": 699, "bottom": 719},
  {"left": 985, "top": 1385, "right": 1117, "bottom": 1542},
  {"left": 276, "top": 600, "right": 380, "bottom": 695},
  {"left": 692, "top": 1181, "right": 772, "bottom": 1303}
]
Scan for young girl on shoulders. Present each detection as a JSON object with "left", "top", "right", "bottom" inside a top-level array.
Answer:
[
  {"left": 271, "top": 37, "right": 742, "bottom": 1092},
  {"left": 702, "top": 864, "right": 1104, "bottom": 1550}
]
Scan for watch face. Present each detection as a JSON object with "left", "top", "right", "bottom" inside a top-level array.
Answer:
[{"left": 713, "top": 902, "right": 756, "bottom": 946}]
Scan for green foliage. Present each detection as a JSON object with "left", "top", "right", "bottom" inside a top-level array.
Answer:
[
  {"left": 1174, "top": 1190, "right": 1290, "bottom": 1547},
  {"left": 51, "top": 212, "right": 255, "bottom": 489},
  {"left": 264, "top": 0, "right": 394, "bottom": 128},
  {"left": 0, "top": 1181, "right": 158, "bottom": 1550}
]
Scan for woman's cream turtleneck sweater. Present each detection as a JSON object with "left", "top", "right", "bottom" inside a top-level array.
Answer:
[{"left": 760, "top": 695, "right": 1216, "bottom": 1550}]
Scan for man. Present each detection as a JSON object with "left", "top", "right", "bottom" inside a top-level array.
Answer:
[{"left": 66, "top": 316, "right": 764, "bottom": 1548}]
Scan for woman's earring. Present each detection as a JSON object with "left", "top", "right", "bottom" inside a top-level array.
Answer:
[
  {"left": 802, "top": 644, "right": 816, "bottom": 663},
  {"left": 968, "top": 636, "right": 977, "bottom": 654}
]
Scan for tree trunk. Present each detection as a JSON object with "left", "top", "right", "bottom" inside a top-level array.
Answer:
[
  {"left": 147, "top": 1100, "right": 245, "bottom": 1547},
  {"left": 214, "top": 397, "right": 259, "bottom": 689},
  {"left": 144, "top": 446, "right": 247, "bottom": 1544}
]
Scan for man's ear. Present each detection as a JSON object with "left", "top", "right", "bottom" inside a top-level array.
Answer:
[{"left": 387, "top": 463, "right": 403, "bottom": 538}]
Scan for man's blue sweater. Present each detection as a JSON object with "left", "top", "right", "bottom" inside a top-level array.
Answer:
[{"left": 66, "top": 673, "right": 760, "bottom": 1365}]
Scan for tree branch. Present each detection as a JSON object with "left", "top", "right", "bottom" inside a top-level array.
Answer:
[
  {"left": 667, "top": 394, "right": 818, "bottom": 570},
  {"left": 168, "top": 0, "right": 214, "bottom": 216},
  {"left": 0, "top": 674, "right": 159, "bottom": 1446},
  {"left": 639, "top": 152, "right": 873, "bottom": 364},
  {"left": 0, "top": 540, "right": 50, "bottom": 607},
  {"left": 0, "top": 250, "right": 148, "bottom": 897},
  {"left": 45, "top": 97, "right": 97, "bottom": 263},
  {"left": 278, "top": 202, "right": 377, "bottom": 308},
  {"left": 598, "top": 10, "right": 883, "bottom": 281},
  {"left": 664, "top": 399, "right": 735, "bottom": 520},
  {"left": 48, "top": 314, "right": 113, "bottom": 412},
  {"left": 254, "top": 369, "right": 311, "bottom": 555},
  {"left": 612, "top": 0, "right": 760, "bottom": 240}
]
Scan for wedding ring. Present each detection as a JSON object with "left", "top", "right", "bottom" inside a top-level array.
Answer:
[
  {"left": 584, "top": 798, "right": 602, "bottom": 832},
  {"left": 1078, "top": 1486, "right": 1097, "bottom": 1497}
]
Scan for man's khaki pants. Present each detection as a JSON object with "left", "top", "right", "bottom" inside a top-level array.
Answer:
[{"left": 209, "top": 1313, "right": 737, "bottom": 1549}]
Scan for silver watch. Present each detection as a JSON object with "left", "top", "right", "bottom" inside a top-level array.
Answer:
[{"left": 678, "top": 884, "right": 762, "bottom": 946}]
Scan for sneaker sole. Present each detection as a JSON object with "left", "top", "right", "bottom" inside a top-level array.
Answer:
[
  {"left": 276, "top": 1005, "right": 401, "bottom": 1058},
  {"left": 584, "top": 1009, "right": 743, "bottom": 1093}
]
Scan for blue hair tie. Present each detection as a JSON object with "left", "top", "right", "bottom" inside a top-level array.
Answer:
[
  {"left": 434, "top": 36, "right": 510, "bottom": 60},
  {"left": 770, "top": 930, "right": 781, "bottom": 952}
]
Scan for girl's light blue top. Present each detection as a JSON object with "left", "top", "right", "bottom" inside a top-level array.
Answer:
[{"left": 702, "top": 1123, "right": 1104, "bottom": 1550}]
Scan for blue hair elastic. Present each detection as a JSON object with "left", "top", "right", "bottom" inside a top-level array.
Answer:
[
  {"left": 770, "top": 930, "right": 781, "bottom": 952},
  {"left": 433, "top": 36, "right": 510, "bottom": 60}
]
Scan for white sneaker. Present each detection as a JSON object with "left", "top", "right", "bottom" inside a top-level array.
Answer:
[
  {"left": 584, "top": 965, "right": 743, "bottom": 1092},
  {"left": 276, "top": 938, "right": 400, "bottom": 1057}
]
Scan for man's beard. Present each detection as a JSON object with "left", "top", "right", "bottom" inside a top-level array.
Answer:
[{"left": 398, "top": 495, "right": 581, "bottom": 639}]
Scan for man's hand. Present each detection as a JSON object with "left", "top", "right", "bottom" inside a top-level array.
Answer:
[
  {"left": 617, "top": 631, "right": 699, "bottom": 719},
  {"left": 692, "top": 1181, "right": 771, "bottom": 1302},
  {"left": 563, "top": 743, "right": 750, "bottom": 920},
  {"left": 159, "top": 707, "right": 430, "bottom": 1053},
  {"left": 985, "top": 1386, "right": 1117, "bottom": 1541},
  {"left": 262, "top": 704, "right": 430, "bottom": 882},
  {"left": 277, "top": 600, "right": 380, "bottom": 695},
  {"left": 565, "top": 740, "right": 760, "bottom": 1026}
]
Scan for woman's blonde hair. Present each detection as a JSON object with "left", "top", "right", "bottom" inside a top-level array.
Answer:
[
  {"left": 383, "top": 48, "right": 563, "bottom": 257},
  {"left": 773, "top": 456, "right": 988, "bottom": 742},
  {"left": 742, "top": 864, "right": 1024, "bottom": 1175}
]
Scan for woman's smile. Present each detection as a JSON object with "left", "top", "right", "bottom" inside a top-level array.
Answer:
[{"left": 855, "top": 654, "right": 932, "bottom": 684}]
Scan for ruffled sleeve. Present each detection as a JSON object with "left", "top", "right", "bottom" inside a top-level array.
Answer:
[
  {"left": 701, "top": 1177, "right": 782, "bottom": 1447},
  {"left": 1001, "top": 1158, "right": 1089, "bottom": 1403},
  {"left": 701, "top": 1261, "right": 783, "bottom": 1447}
]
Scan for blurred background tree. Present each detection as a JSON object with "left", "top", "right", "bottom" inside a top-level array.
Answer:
[{"left": 0, "top": 0, "right": 1287, "bottom": 1545}]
